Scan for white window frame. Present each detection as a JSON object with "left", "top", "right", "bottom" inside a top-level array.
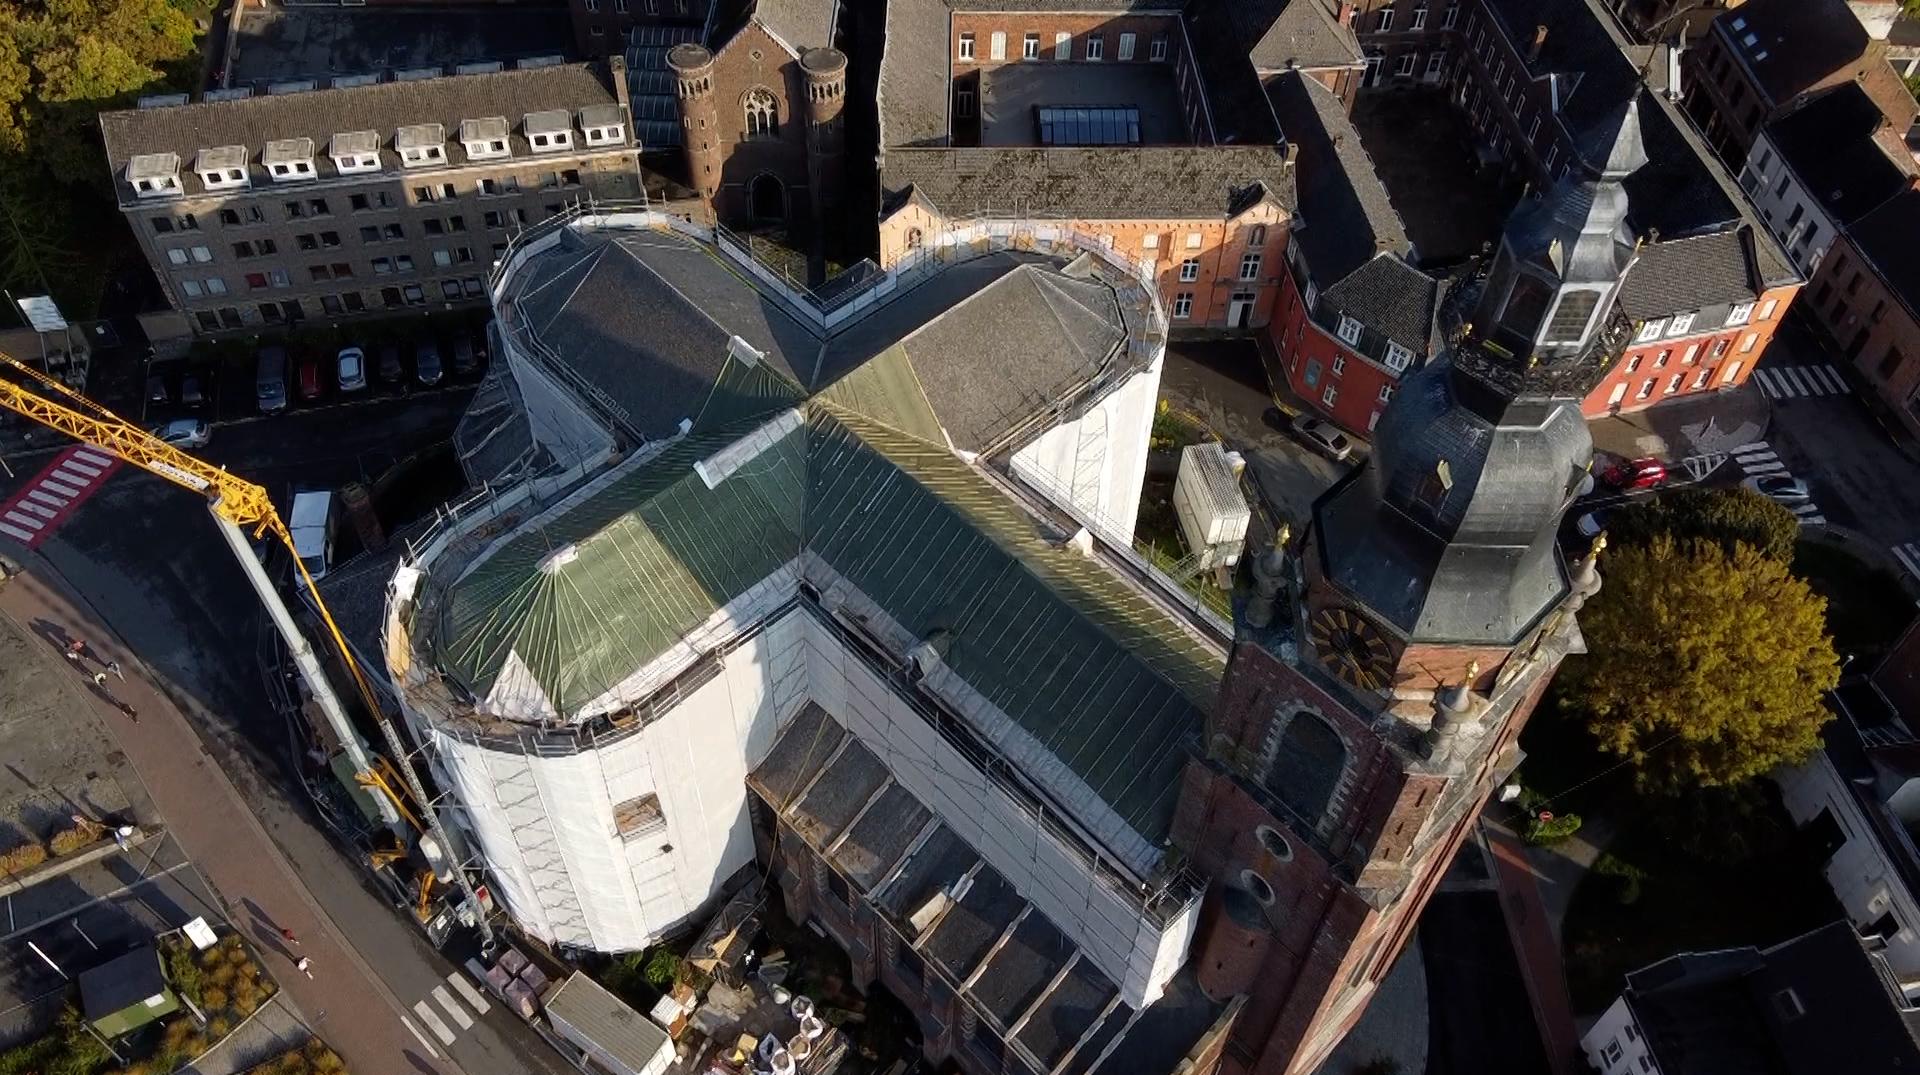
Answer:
[
  {"left": 167, "top": 248, "right": 189, "bottom": 266},
  {"left": 990, "top": 31, "right": 1006, "bottom": 60},
  {"left": 200, "top": 167, "right": 249, "bottom": 191},
  {"left": 268, "top": 159, "right": 314, "bottom": 180},
  {"left": 1054, "top": 31, "right": 1070, "bottom": 60},
  {"left": 1378, "top": 384, "right": 1395, "bottom": 404},
  {"left": 1178, "top": 258, "right": 1199, "bottom": 282},
  {"left": 1332, "top": 354, "right": 1346, "bottom": 377},
  {"left": 1395, "top": 53, "right": 1416, "bottom": 76},
  {"left": 1385, "top": 342, "right": 1412, "bottom": 372},
  {"left": 1337, "top": 315, "right": 1364, "bottom": 346},
  {"left": 1239, "top": 252, "right": 1261, "bottom": 280},
  {"left": 583, "top": 125, "right": 624, "bottom": 145},
  {"left": 1118, "top": 32, "right": 1136, "bottom": 60},
  {"left": 1322, "top": 384, "right": 1338, "bottom": 406},
  {"left": 529, "top": 130, "right": 573, "bottom": 152},
  {"left": 400, "top": 145, "right": 446, "bottom": 166},
  {"left": 333, "top": 153, "right": 382, "bottom": 174},
  {"left": 1727, "top": 301, "right": 1754, "bottom": 325},
  {"left": 958, "top": 33, "right": 974, "bottom": 60},
  {"left": 1378, "top": 7, "right": 1394, "bottom": 31},
  {"left": 1172, "top": 292, "right": 1193, "bottom": 319},
  {"left": 1022, "top": 33, "right": 1039, "bottom": 59},
  {"left": 1141, "top": 233, "right": 1158, "bottom": 249},
  {"left": 1665, "top": 373, "right": 1683, "bottom": 394},
  {"left": 1426, "top": 51, "right": 1446, "bottom": 78},
  {"left": 1636, "top": 378, "right": 1655, "bottom": 400},
  {"left": 181, "top": 279, "right": 204, "bottom": 298},
  {"left": 1667, "top": 312, "right": 1696, "bottom": 336},
  {"left": 1741, "top": 332, "right": 1759, "bottom": 353},
  {"left": 1760, "top": 298, "right": 1779, "bottom": 320},
  {"left": 1087, "top": 35, "right": 1104, "bottom": 60},
  {"left": 1636, "top": 319, "right": 1665, "bottom": 342},
  {"left": 1442, "top": 3, "right": 1458, "bottom": 29},
  {"left": 206, "top": 277, "right": 227, "bottom": 295},
  {"left": 1411, "top": 3, "right": 1428, "bottom": 29},
  {"left": 1149, "top": 33, "right": 1167, "bottom": 61}
]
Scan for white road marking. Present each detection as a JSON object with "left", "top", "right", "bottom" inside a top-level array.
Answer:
[
  {"left": 59, "top": 458, "right": 104, "bottom": 477},
  {"left": 73, "top": 450, "right": 111, "bottom": 468},
  {"left": 1785, "top": 367, "right": 1814, "bottom": 396},
  {"left": 448, "top": 970, "right": 491, "bottom": 1014},
  {"left": 0, "top": 522, "right": 33, "bottom": 542},
  {"left": 1801, "top": 515, "right": 1827, "bottom": 526},
  {"left": 400, "top": 1014, "right": 444, "bottom": 1059},
  {"left": 5, "top": 511, "right": 43, "bottom": 529},
  {"left": 1790, "top": 502, "right": 1823, "bottom": 516},
  {"left": 433, "top": 985, "right": 474, "bottom": 1029},
  {"left": 413, "top": 999, "right": 456, "bottom": 1045},
  {"left": 52, "top": 465, "right": 96, "bottom": 485},
  {"left": 1730, "top": 441, "right": 1773, "bottom": 458},
  {"left": 1743, "top": 461, "right": 1788, "bottom": 475},
  {"left": 1754, "top": 369, "right": 1782, "bottom": 396},
  {"left": 25, "top": 489, "right": 67, "bottom": 509},
  {"left": 13, "top": 500, "right": 56, "bottom": 519},
  {"left": 1814, "top": 366, "right": 1847, "bottom": 393},
  {"left": 1895, "top": 544, "right": 1920, "bottom": 580},
  {"left": 37, "top": 478, "right": 82, "bottom": 498}
]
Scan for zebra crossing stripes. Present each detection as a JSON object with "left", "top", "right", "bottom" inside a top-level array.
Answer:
[
  {"left": 0, "top": 446, "right": 121, "bottom": 548},
  {"left": 1894, "top": 543, "right": 1920, "bottom": 584},
  {"left": 401, "top": 969, "right": 495, "bottom": 1054},
  {"left": 1729, "top": 442, "right": 1825, "bottom": 526},
  {"left": 1753, "top": 364, "right": 1848, "bottom": 399}
]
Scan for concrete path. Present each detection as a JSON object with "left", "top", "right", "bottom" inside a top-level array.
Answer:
[
  {"left": 183, "top": 993, "right": 311, "bottom": 1075},
  {"left": 0, "top": 569, "right": 456, "bottom": 1075},
  {"left": 1587, "top": 381, "right": 1770, "bottom": 465},
  {"left": 1482, "top": 818, "right": 1581, "bottom": 1075},
  {"left": 1516, "top": 813, "right": 1618, "bottom": 949}
]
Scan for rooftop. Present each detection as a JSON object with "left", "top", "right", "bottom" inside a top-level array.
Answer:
[
  {"left": 1242, "top": 0, "right": 1364, "bottom": 73},
  {"left": 223, "top": 5, "right": 575, "bottom": 91},
  {"left": 1851, "top": 190, "right": 1920, "bottom": 320},
  {"left": 977, "top": 63, "right": 1187, "bottom": 147},
  {"left": 1265, "top": 71, "right": 1411, "bottom": 282},
  {"left": 1767, "top": 83, "right": 1916, "bottom": 226},
  {"left": 883, "top": 145, "right": 1295, "bottom": 220},
  {"left": 1713, "top": 0, "right": 1877, "bottom": 107}
]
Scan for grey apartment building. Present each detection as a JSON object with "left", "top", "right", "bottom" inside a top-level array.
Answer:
[{"left": 100, "top": 61, "right": 643, "bottom": 336}]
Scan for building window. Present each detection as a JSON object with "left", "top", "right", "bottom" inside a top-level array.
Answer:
[
  {"left": 1760, "top": 298, "right": 1779, "bottom": 320},
  {"left": 1692, "top": 368, "right": 1710, "bottom": 389},
  {"left": 1396, "top": 53, "right": 1416, "bottom": 76},
  {"left": 1442, "top": 3, "right": 1458, "bottom": 28},
  {"left": 1142, "top": 233, "right": 1158, "bottom": 250},
  {"left": 1054, "top": 31, "right": 1070, "bottom": 60},
  {"left": 1322, "top": 384, "right": 1338, "bottom": 406},
  {"left": 1087, "top": 34, "right": 1103, "bottom": 60},
  {"left": 990, "top": 31, "right": 1005, "bottom": 60},
  {"left": 1667, "top": 313, "right": 1695, "bottom": 336},
  {"left": 1740, "top": 333, "right": 1758, "bottom": 353},
  {"left": 1118, "top": 32, "right": 1136, "bottom": 60},
  {"left": 1602, "top": 1040, "right": 1623, "bottom": 1066},
  {"left": 1179, "top": 258, "right": 1199, "bottom": 282},
  {"left": 1378, "top": 6, "right": 1394, "bottom": 30},
  {"left": 1727, "top": 301, "right": 1754, "bottom": 325},
  {"left": 744, "top": 88, "right": 779, "bottom": 139},
  {"left": 1378, "top": 383, "right": 1394, "bottom": 403},
  {"left": 1385, "top": 342, "right": 1412, "bottom": 372},
  {"left": 1149, "top": 32, "right": 1168, "bottom": 61},
  {"left": 1426, "top": 51, "right": 1446, "bottom": 78},
  {"left": 1411, "top": 3, "right": 1428, "bottom": 29},
  {"left": 1665, "top": 373, "right": 1683, "bottom": 394},
  {"left": 1636, "top": 319, "right": 1665, "bottom": 342},
  {"left": 1337, "top": 315, "right": 1363, "bottom": 346},
  {"left": 1636, "top": 378, "right": 1654, "bottom": 400},
  {"left": 1172, "top": 292, "right": 1193, "bottom": 319},
  {"left": 1023, "top": 33, "right": 1039, "bottom": 59},
  {"left": 1332, "top": 355, "right": 1346, "bottom": 376},
  {"left": 1653, "top": 350, "right": 1669, "bottom": 368},
  {"left": 1239, "top": 252, "right": 1262, "bottom": 280},
  {"left": 957, "top": 32, "right": 974, "bottom": 60}
]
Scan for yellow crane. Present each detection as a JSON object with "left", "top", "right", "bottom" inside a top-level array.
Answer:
[{"left": 0, "top": 351, "right": 491, "bottom": 941}]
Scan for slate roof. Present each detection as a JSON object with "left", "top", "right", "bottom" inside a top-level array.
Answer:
[
  {"left": 883, "top": 146, "right": 1295, "bottom": 220},
  {"left": 1767, "top": 83, "right": 1915, "bottom": 226},
  {"left": 879, "top": 0, "right": 954, "bottom": 148},
  {"left": 98, "top": 63, "right": 628, "bottom": 201},
  {"left": 748, "top": 706, "right": 1226, "bottom": 1069},
  {"left": 1851, "top": 190, "right": 1920, "bottom": 322},
  {"left": 1712, "top": 0, "right": 1875, "bottom": 108},
  {"left": 1243, "top": 0, "right": 1364, "bottom": 73},
  {"left": 1321, "top": 255, "right": 1440, "bottom": 354},
  {"left": 1624, "top": 922, "right": 1920, "bottom": 1075},
  {"left": 1481, "top": 0, "right": 1646, "bottom": 135},
  {"left": 1265, "top": 71, "right": 1409, "bottom": 282},
  {"left": 750, "top": 0, "right": 840, "bottom": 52},
  {"left": 1613, "top": 230, "right": 1761, "bottom": 320}
]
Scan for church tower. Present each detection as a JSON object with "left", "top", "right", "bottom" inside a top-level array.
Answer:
[{"left": 1168, "top": 96, "right": 1649, "bottom": 1075}]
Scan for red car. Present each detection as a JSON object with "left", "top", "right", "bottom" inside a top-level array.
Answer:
[
  {"left": 297, "top": 357, "right": 323, "bottom": 401},
  {"left": 1602, "top": 457, "right": 1667, "bottom": 491}
]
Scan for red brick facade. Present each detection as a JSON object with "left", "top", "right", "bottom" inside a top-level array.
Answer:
[
  {"left": 1269, "top": 263, "right": 1418, "bottom": 435},
  {"left": 1580, "top": 286, "right": 1796, "bottom": 416}
]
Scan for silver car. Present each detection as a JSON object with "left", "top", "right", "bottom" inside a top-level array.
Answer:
[
  {"left": 1290, "top": 415, "right": 1354, "bottom": 461},
  {"left": 336, "top": 346, "right": 368, "bottom": 392},
  {"left": 1742, "top": 474, "right": 1811, "bottom": 505},
  {"left": 153, "top": 418, "right": 212, "bottom": 449}
]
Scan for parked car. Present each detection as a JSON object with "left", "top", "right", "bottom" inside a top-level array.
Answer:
[
  {"left": 1601, "top": 457, "right": 1666, "bottom": 491},
  {"left": 145, "top": 375, "right": 169, "bottom": 405},
  {"left": 152, "top": 418, "right": 211, "bottom": 449},
  {"left": 1742, "top": 474, "right": 1812, "bottom": 505},
  {"left": 297, "top": 357, "right": 323, "bottom": 402},
  {"left": 415, "top": 341, "right": 444, "bottom": 387},
  {"left": 376, "top": 343, "right": 405, "bottom": 384},
  {"left": 336, "top": 347, "right": 368, "bottom": 392},
  {"left": 255, "top": 346, "right": 289, "bottom": 414},
  {"left": 179, "top": 373, "right": 206, "bottom": 408},
  {"left": 450, "top": 335, "right": 477, "bottom": 376},
  {"left": 1289, "top": 415, "right": 1353, "bottom": 462}
]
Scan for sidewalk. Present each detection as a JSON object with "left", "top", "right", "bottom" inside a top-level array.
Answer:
[
  {"left": 1587, "top": 381, "right": 1770, "bottom": 465},
  {"left": 0, "top": 568, "right": 453, "bottom": 1075},
  {"left": 1481, "top": 817, "right": 1581, "bottom": 1075}
]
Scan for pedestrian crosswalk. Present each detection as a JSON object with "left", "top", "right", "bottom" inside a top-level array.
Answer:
[
  {"left": 1729, "top": 441, "right": 1826, "bottom": 526},
  {"left": 1893, "top": 543, "right": 1920, "bottom": 584},
  {"left": 399, "top": 969, "right": 493, "bottom": 1056},
  {"left": 1753, "top": 364, "right": 1849, "bottom": 399},
  {"left": 0, "top": 446, "right": 121, "bottom": 548}
]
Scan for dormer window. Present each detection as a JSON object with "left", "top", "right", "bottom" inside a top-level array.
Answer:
[
  {"left": 578, "top": 104, "right": 625, "bottom": 146},
  {"left": 195, "top": 146, "right": 251, "bottom": 191},
  {"left": 1384, "top": 341, "right": 1413, "bottom": 372},
  {"left": 127, "top": 153, "right": 182, "bottom": 198},
  {"left": 329, "top": 131, "right": 382, "bottom": 175},
  {"left": 263, "top": 138, "right": 316, "bottom": 182},
  {"left": 525, "top": 110, "right": 574, "bottom": 152},
  {"left": 459, "top": 117, "right": 513, "bottom": 161},
  {"left": 395, "top": 124, "right": 448, "bottom": 167},
  {"left": 1337, "top": 315, "right": 1364, "bottom": 346}
]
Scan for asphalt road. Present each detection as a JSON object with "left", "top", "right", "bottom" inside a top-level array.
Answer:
[{"left": 0, "top": 392, "right": 576, "bottom": 1075}]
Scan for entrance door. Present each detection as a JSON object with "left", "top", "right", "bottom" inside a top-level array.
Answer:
[
  {"left": 1228, "top": 293, "right": 1255, "bottom": 328},
  {"left": 750, "top": 174, "right": 785, "bottom": 222},
  {"left": 1363, "top": 52, "right": 1383, "bottom": 88}
]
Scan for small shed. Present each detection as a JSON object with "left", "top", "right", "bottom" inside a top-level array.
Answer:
[
  {"left": 78, "top": 946, "right": 180, "bottom": 1038},
  {"left": 1174, "top": 442, "right": 1251, "bottom": 569},
  {"left": 545, "top": 971, "right": 674, "bottom": 1075}
]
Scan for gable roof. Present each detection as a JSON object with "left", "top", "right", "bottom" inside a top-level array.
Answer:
[
  {"left": 1852, "top": 190, "right": 1920, "bottom": 320},
  {"left": 1767, "top": 83, "right": 1915, "bottom": 226},
  {"left": 749, "top": 0, "right": 840, "bottom": 53},
  {"left": 1244, "top": 0, "right": 1364, "bottom": 72},
  {"left": 1713, "top": 0, "right": 1875, "bottom": 108},
  {"left": 1322, "top": 255, "right": 1440, "bottom": 353},
  {"left": 882, "top": 146, "right": 1296, "bottom": 220},
  {"left": 99, "top": 63, "right": 626, "bottom": 201},
  {"left": 1264, "top": 71, "right": 1410, "bottom": 282}
]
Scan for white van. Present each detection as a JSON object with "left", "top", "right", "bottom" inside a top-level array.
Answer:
[{"left": 288, "top": 491, "right": 335, "bottom": 581}]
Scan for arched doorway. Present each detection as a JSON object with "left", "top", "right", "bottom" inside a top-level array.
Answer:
[{"left": 749, "top": 174, "right": 785, "bottom": 222}]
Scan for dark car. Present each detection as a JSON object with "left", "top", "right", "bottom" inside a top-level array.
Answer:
[
  {"left": 180, "top": 373, "right": 206, "bottom": 408},
  {"left": 297, "top": 356, "right": 323, "bottom": 401},
  {"left": 146, "top": 374, "right": 169, "bottom": 405},
  {"left": 255, "top": 346, "right": 289, "bottom": 414},
  {"left": 450, "top": 335, "right": 477, "bottom": 375},
  {"left": 415, "top": 342, "right": 444, "bottom": 387},
  {"left": 377, "top": 343, "right": 405, "bottom": 384}
]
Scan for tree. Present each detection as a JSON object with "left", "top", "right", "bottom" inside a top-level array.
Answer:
[
  {"left": 1561, "top": 535, "right": 1839, "bottom": 793},
  {"left": 1607, "top": 485, "right": 1799, "bottom": 563}
]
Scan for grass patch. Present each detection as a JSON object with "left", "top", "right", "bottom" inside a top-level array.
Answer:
[
  {"left": 1133, "top": 474, "right": 1232, "bottom": 618},
  {"left": 1792, "top": 540, "right": 1914, "bottom": 661},
  {"left": 1561, "top": 782, "right": 1839, "bottom": 1012}
]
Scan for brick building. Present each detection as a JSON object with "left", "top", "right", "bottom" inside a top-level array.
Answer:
[
  {"left": 1682, "top": 0, "right": 1916, "bottom": 167},
  {"left": 99, "top": 62, "right": 643, "bottom": 337},
  {"left": 568, "top": 0, "right": 714, "bottom": 57},
  {"left": 1805, "top": 191, "right": 1920, "bottom": 433}
]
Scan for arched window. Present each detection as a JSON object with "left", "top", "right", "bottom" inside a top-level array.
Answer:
[
  {"left": 905, "top": 228, "right": 924, "bottom": 249},
  {"left": 1265, "top": 713, "right": 1346, "bottom": 825},
  {"left": 744, "top": 88, "right": 779, "bottom": 139},
  {"left": 1247, "top": 224, "right": 1267, "bottom": 247}
]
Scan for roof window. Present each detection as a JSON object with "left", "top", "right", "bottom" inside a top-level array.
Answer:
[
  {"left": 578, "top": 104, "right": 625, "bottom": 146},
  {"left": 329, "top": 131, "right": 382, "bottom": 174},
  {"left": 195, "top": 146, "right": 251, "bottom": 191},
  {"left": 525, "top": 110, "right": 574, "bottom": 152},
  {"left": 459, "top": 117, "right": 513, "bottom": 161},
  {"left": 262, "top": 137, "right": 316, "bottom": 181},
  {"left": 395, "top": 124, "right": 448, "bottom": 167},
  {"left": 127, "top": 153, "right": 182, "bottom": 198}
]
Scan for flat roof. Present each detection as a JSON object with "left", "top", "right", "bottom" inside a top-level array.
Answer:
[{"left": 979, "top": 63, "right": 1186, "bottom": 147}]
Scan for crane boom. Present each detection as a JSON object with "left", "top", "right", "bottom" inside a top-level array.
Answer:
[{"left": 0, "top": 352, "right": 493, "bottom": 943}]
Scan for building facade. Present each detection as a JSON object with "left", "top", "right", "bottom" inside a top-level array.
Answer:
[
  {"left": 569, "top": 0, "right": 714, "bottom": 57},
  {"left": 100, "top": 62, "right": 643, "bottom": 337},
  {"left": 1804, "top": 191, "right": 1920, "bottom": 432}
]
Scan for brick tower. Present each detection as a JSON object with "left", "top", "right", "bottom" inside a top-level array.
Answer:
[
  {"left": 799, "top": 47, "right": 847, "bottom": 236},
  {"left": 668, "top": 43, "right": 722, "bottom": 207},
  {"left": 1169, "top": 94, "right": 1652, "bottom": 1074}
]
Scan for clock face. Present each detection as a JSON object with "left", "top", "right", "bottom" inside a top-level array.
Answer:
[{"left": 1307, "top": 605, "right": 1394, "bottom": 691}]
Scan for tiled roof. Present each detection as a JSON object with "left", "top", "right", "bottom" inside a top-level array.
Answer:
[
  {"left": 98, "top": 63, "right": 628, "bottom": 200},
  {"left": 1767, "top": 83, "right": 1914, "bottom": 226},
  {"left": 1711, "top": 0, "right": 1874, "bottom": 107},
  {"left": 1321, "top": 254, "right": 1439, "bottom": 355},
  {"left": 883, "top": 146, "right": 1295, "bottom": 219},
  {"left": 1480, "top": 0, "right": 1645, "bottom": 134},
  {"left": 1615, "top": 230, "right": 1762, "bottom": 320},
  {"left": 750, "top": 0, "right": 840, "bottom": 52},
  {"left": 1244, "top": 0, "right": 1363, "bottom": 73},
  {"left": 1264, "top": 71, "right": 1408, "bottom": 281},
  {"left": 879, "top": 0, "right": 952, "bottom": 148}
]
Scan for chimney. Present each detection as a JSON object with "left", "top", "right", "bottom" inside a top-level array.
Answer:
[
  {"left": 1530, "top": 24, "right": 1549, "bottom": 64},
  {"left": 1283, "top": 140, "right": 1299, "bottom": 170}
]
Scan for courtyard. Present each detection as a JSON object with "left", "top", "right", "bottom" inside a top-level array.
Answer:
[
  {"left": 1351, "top": 89, "right": 1518, "bottom": 266},
  {"left": 979, "top": 63, "right": 1187, "bottom": 146}
]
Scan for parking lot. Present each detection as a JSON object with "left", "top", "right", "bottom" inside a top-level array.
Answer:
[{"left": 141, "top": 315, "right": 493, "bottom": 432}]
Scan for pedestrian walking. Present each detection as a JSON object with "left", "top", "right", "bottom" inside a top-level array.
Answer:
[
  {"left": 65, "top": 639, "right": 85, "bottom": 662},
  {"left": 280, "top": 927, "right": 300, "bottom": 947},
  {"left": 92, "top": 671, "right": 107, "bottom": 688},
  {"left": 294, "top": 956, "right": 313, "bottom": 979},
  {"left": 117, "top": 700, "right": 138, "bottom": 723},
  {"left": 106, "top": 660, "right": 123, "bottom": 681}
]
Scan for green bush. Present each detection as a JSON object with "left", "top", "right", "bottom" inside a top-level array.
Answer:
[
  {"left": 1524, "top": 812, "right": 1583, "bottom": 846},
  {"left": 1593, "top": 852, "right": 1646, "bottom": 905},
  {"left": 642, "top": 948, "right": 682, "bottom": 991}
]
